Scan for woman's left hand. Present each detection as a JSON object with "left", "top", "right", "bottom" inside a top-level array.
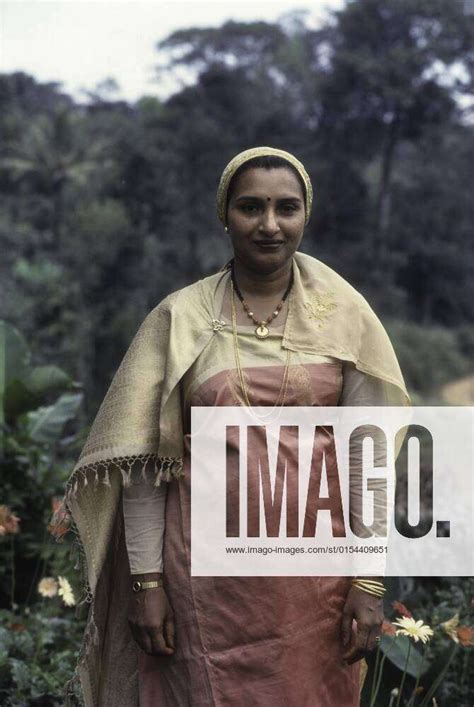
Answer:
[{"left": 341, "top": 587, "right": 384, "bottom": 664}]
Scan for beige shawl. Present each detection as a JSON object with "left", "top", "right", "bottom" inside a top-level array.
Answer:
[{"left": 55, "top": 252, "right": 409, "bottom": 706}]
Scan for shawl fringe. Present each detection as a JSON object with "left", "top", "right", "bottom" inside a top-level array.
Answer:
[
  {"left": 62, "top": 511, "right": 98, "bottom": 707},
  {"left": 56, "top": 454, "right": 184, "bottom": 706},
  {"left": 64, "top": 453, "right": 184, "bottom": 503}
]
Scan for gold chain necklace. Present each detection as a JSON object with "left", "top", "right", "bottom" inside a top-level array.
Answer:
[
  {"left": 231, "top": 262, "right": 294, "bottom": 339},
  {"left": 230, "top": 278, "right": 291, "bottom": 411}
]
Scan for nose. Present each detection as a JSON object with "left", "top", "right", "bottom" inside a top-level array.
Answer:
[{"left": 259, "top": 206, "right": 280, "bottom": 236}]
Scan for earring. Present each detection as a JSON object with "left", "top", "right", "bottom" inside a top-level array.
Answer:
[{"left": 224, "top": 225, "right": 229, "bottom": 233}]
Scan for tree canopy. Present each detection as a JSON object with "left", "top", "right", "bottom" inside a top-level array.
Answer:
[{"left": 1, "top": 0, "right": 473, "bottom": 410}]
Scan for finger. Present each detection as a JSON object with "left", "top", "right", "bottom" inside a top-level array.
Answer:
[
  {"left": 341, "top": 610, "right": 353, "bottom": 647},
  {"left": 342, "top": 645, "right": 366, "bottom": 665},
  {"left": 149, "top": 627, "right": 174, "bottom": 656},
  {"left": 365, "top": 625, "right": 382, "bottom": 653},
  {"left": 342, "top": 622, "right": 369, "bottom": 664},
  {"left": 356, "top": 623, "right": 371, "bottom": 654},
  {"left": 164, "top": 616, "right": 176, "bottom": 651},
  {"left": 132, "top": 625, "right": 153, "bottom": 655}
]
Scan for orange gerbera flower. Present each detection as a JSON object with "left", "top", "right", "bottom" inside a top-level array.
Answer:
[
  {"left": 382, "top": 619, "right": 396, "bottom": 636},
  {"left": 47, "top": 496, "right": 72, "bottom": 540},
  {"left": 392, "top": 600, "right": 412, "bottom": 618},
  {"left": 457, "top": 626, "right": 474, "bottom": 647}
]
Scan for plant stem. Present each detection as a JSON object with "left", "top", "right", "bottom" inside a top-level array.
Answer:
[
  {"left": 370, "top": 645, "right": 382, "bottom": 705},
  {"left": 10, "top": 535, "right": 15, "bottom": 610},
  {"left": 370, "top": 636, "right": 397, "bottom": 706},
  {"left": 407, "top": 645, "right": 426, "bottom": 706},
  {"left": 419, "top": 644, "right": 458, "bottom": 707},
  {"left": 396, "top": 640, "right": 411, "bottom": 707},
  {"left": 25, "top": 526, "right": 49, "bottom": 605}
]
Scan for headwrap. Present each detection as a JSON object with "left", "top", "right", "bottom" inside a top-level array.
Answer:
[{"left": 216, "top": 146, "right": 313, "bottom": 226}]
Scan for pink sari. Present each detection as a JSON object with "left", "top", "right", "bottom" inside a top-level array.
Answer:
[{"left": 138, "top": 328, "right": 361, "bottom": 706}]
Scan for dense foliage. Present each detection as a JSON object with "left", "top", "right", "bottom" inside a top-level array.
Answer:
[{"left": 0, "top": 0, "right": 472, "bottom": 704}]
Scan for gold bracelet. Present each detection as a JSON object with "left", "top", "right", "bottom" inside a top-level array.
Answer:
[
  {"left": 351, "top": 579, "right": 386, "bottom": 598},
  {"left": 353, "top": 580, "right": 386, "bottom": 590},
  {"left": 351, "top": 579, "right": 386, "bottom": 590},
  {"left": 132, "top": 579, "right": 163, "bottom": 593}
]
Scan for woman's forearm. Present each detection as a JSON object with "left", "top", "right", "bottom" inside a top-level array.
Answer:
[{"left": 122, "top": 475, "right": 167, "bottom": 574}]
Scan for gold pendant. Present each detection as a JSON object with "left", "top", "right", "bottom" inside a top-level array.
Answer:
[{"left": 255, "top": 323, "right": 270, "bottom": 339}]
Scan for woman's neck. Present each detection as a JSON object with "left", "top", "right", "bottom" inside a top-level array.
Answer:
[{"left": 232, "top": 258, "right": 293, "bottom": 299}]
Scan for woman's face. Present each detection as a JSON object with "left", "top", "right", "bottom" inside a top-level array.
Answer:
[{"left": 226, "top": 167, "right": 306, "bottom": 274}]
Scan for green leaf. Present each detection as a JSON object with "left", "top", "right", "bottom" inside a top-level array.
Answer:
[
  {"left": 380, "top": 634, "right": 428, "bottom": 678},
  {"left": 3, "top": 363, "right": 73, "bottom": 420},
  {"left": 0, "top": 321, "right": 30, "bottom": 388},
  {"left": 23, "top": 365, "right": 72, "bottom": 396},
  {"left": 9, "top": 658, "right": 31, "bottom": 690},
  {"left": 3, "top": 378, "right": 37, "bottom": 419},
  {"left": 0, "top": 322, "right": 31, "bottom": 436},
  {"left": 25, "top": 392, "right": 83, "bottom": 444}
]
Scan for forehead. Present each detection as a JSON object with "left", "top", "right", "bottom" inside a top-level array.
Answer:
[{"left": 230, "top": 167, "right": 304, "bottom": 199}]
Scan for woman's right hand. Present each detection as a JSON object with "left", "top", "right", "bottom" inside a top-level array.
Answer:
[{"left": 127, "top": 578, "right": 175, "bottom": 656}]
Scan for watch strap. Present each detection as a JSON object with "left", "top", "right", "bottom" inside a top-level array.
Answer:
[{"left": 132, "top": 579, "right": 163, "bottom": 592}]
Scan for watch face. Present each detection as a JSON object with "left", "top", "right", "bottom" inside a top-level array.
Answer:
[{"left": 132, "top": 581, "right": 142, "bottom": 592}]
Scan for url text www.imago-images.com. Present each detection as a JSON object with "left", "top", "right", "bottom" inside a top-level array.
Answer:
[{"left": 190, "top": 406, "right": 473, "bottom": 577}]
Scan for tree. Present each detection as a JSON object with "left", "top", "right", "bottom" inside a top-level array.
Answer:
[
  {"left": 318, "top": 0, "right": 474, "bottom": 257},
  {"left": 0, "top": 108, "right": 111, "bottom": 249}
]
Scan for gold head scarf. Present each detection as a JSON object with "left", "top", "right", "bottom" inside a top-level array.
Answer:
[{"left": 216, "top": 146, "right": 313, "bottom": 226}]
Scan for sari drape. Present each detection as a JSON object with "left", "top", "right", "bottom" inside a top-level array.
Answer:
[{"left": 53, "top": 252, "right": 409, "bottom": 706}]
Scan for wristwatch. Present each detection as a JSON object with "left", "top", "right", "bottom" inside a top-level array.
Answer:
[{"left": 132, "top": 579, "right": 163, "bottom": 593}]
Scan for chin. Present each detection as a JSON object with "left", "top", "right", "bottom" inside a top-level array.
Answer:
[{"left": 249, "top": 254, "right": 291, "bottom": 275}]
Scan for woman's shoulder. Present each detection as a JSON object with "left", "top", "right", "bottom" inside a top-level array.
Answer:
[
  {"left": 145, "top": 268, "right": 225, "bottom": 322},
  {"left": 294, "top": 251, "right": 368, "bottom": 309}
]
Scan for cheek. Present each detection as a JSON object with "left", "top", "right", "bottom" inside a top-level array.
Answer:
[{"left": 288, "top": 221, "right": 305, "bottom": 243}]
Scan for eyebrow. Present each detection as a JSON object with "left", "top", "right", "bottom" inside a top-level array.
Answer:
[{"left": 235, "top": 195, "right": 302, "bottom": 203}]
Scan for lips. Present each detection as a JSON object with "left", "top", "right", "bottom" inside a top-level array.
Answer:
[{"left": 254, "top": 241, "right": 284, "bottom": 250}]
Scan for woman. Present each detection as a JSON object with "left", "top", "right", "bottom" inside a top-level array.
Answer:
[{"left": 55, "top": 147, "right": 409, "bottom": 707}]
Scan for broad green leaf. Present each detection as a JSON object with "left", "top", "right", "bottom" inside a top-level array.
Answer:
[
  {"left": 25, "top": 392, "right": 83, "bottom": 444},
  {"left": 0, "top": 320, "right": 30, "bottom": 392},
  {"left": 380, "top": 634, "right": 428, "bottom": 678},
  {"left": 0, "top": 321, "right": 31, "bottom": 452},
  {"left": 23, "top": 365, "right": 72, "bottom": 396},
  {"left": 4, "top": 365, "right": 73, "bottom": 419}
]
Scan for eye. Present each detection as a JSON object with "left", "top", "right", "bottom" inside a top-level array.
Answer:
[
  {"left": 279, "top": 203, "right": 299, "bottom": 214},
  {"left": 240, "top": 203, "right": 260, "bottom": 214}
]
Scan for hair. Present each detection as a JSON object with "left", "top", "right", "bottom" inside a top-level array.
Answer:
[{"left": 225, "top": 155, "right": 307, "bottom": 215}]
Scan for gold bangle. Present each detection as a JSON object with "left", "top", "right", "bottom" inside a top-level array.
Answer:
[
  {"left": 351, "top": 580, "right": 386, "bottom": 591},
  {"left": 351, "top": 580, "right": 386, "bottom": 598},
  {"left": 351, "top": 579, "right": 386, "bottom": 590}
]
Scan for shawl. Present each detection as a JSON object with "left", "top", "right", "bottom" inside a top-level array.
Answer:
[{"left": 54, "top": 252, "right": 409, "bottom": 706}]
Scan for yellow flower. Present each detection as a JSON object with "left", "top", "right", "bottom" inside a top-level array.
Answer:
[
  {"left": 393, "top": 616, "right": 434, "bottom": 643},
  {"left": 38, "top": 577, "right": 58, "bottom": 598},
  {"left": 440, "top": 613, "right": 460, "bottom": 643},
  {"left": 57, "top": 576, "right": 75, "bottom": 607}
]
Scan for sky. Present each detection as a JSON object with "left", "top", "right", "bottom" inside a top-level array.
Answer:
[{"left": 0, "top": 0, "right": 344, "bottom": 103}]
